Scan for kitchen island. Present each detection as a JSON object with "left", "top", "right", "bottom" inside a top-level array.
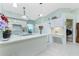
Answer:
[{"left": 0, "top": 34, "right": 49, "bottom": 56}]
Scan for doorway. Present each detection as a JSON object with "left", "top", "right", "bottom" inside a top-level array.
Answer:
[
  {"left": 66, "top": 19, "right": 73, "bottom": 42},
  {"left": 76, "top": 23, "right": 79, "bottom": 43}
]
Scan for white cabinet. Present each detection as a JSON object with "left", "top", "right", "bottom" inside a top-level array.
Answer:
[{"left": 0, "top": 34, "right": 49, "bottom": 56}]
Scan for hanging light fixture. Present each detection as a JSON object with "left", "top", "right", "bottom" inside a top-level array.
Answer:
[
  {"left": 39, "top": 3, "right": 43, "bottom": 17},
  {"left": 22, "top": 6, "right": 27, "bottom": 19}
]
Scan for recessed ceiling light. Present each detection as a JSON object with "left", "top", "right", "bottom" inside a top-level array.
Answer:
[{"left": 39, "top": 14, "right": 43, "bottom": 17}]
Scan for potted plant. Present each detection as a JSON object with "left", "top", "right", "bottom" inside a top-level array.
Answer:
[
  {"left": 3, "top": 28, "right": 11, "bottom": 39},
  {"left": 0, "top": 14, "right": 11, "bottom": 40}
]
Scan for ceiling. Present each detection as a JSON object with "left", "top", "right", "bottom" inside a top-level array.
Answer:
[{"left": 0, "top": 3, "right": 79, "bottom": 20}]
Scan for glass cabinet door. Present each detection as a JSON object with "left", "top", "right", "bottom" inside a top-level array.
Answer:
[{"left": 27, "top": 24, "right": 34, "bottom": 33}]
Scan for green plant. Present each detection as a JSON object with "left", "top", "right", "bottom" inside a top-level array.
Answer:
[{"left": 3, "top": 29, "right": 11, "bottom": 33}]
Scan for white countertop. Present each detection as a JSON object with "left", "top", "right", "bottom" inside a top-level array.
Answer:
[{"left": 0, "top": 33, "right": 49, "bottom": 45}]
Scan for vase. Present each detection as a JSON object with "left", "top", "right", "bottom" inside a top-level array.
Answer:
[
  {"left": 39, "top": 26, "right": 43, "bottom": 34},
  {"left": 3, "top": 31, "right": 11, "bottom": 40},
  {"left": 40, "top": 30, "right": 42, "bottom": 34}
]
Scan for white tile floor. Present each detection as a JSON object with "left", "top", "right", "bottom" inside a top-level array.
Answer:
[{"left": 36, "top": 42, "right": 79, "bottom": 56}]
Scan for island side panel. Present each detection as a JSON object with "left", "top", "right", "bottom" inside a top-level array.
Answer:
[{"left": 0, "top": 35, "right": 48, "bottom": 56}]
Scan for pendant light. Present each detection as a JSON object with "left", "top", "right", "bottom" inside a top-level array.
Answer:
[
  {"left": 39, "top": 3, "right": 43, "bottom": 17},
  {"left": 22, "top": 6, "right": 27, "bottom": 19}
]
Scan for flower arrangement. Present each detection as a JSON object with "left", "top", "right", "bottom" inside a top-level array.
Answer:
[{"left": 0, "top": 13, "right": 11, "bottom": 40}]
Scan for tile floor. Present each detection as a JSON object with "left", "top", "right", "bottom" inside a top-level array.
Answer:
[{"left": 36, "top": 42, "right": 79, "bottom": 56}]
